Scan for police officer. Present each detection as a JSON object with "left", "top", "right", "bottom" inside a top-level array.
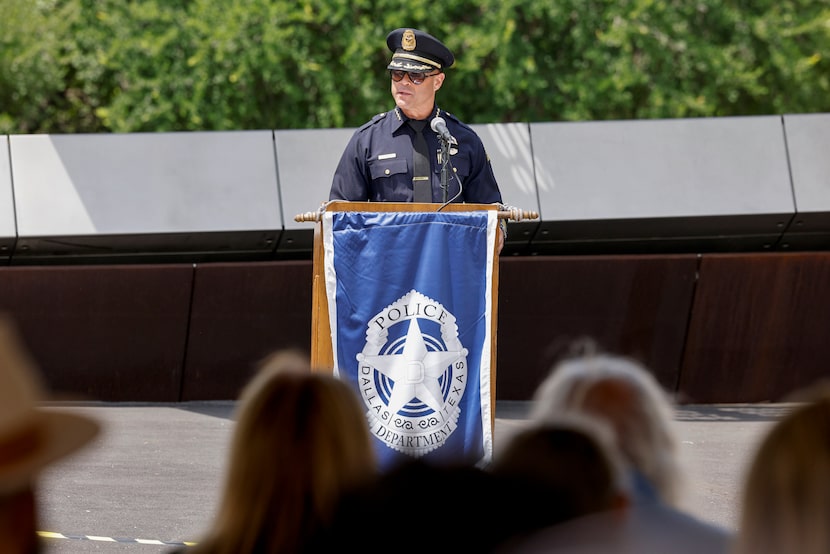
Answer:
[{"left": 330, "top": 28, "right": 504, "bottom": 207}]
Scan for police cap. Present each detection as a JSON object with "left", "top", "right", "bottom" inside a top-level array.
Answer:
[{"left": 386, "top": 28, "right": 455, "bottom": 72}]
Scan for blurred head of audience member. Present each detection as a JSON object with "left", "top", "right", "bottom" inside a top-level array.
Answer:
[
  {"left": 489, "top": 416, "right": 630, "bottom": 549},
  {"left": 733, "top": 380, "right": 830, "bottom": 554},
  {"left": 187, "top": 350, "right": 376, "bottom": 554},
  {"left": 520, "top": 346, "right": 733, "bottom": 554},
  {"left": 0, "top": 316, "right": 100, "bottom": 553},
  {"left": 324, "top": 457, "right": 515, "bottom": 554},
  {"left": 529, "top": 350, "right": 683, "bottom": 506},
  {"left": 255, "top": 347, "right": 313, "bottom": 376}
]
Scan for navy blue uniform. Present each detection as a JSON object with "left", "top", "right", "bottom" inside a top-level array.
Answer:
[{"left": 330, "top": 107, "right": 503, "bottom": 204}]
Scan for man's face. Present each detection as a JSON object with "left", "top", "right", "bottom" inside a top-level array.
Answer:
[{"left": 390, "top": 70, "right": 445, "bottom": 119}]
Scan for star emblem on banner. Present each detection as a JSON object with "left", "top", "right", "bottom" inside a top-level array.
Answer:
[{"left": 358, "top": 317, "right": 467, "bottom": 415}]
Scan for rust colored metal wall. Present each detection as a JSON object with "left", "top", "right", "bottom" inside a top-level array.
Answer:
[
  {"left": 495, "top": 255, "right": 699, "bottom": 401},
  {"left": 182, "top": 261, "right": 313, "bottom": 400},
  {"left": 0, "top": 265, "right": 193, "bottom": 401},
  {"left": 1, "top": 253, "right": 827, "bottom": 403},
  {"left": 680, "top": 252, "right": 830, "bottom": 402}
]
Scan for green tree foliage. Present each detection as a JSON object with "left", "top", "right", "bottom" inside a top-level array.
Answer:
[
  {"left": 0, "top": 0, "right": 83, "bottom": 133},
  {"left": 0, "top": 0, "right": 827, "bottom": 133}
]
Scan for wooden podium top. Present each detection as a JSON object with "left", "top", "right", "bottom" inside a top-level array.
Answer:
[{"left": 295, "top": 201, "right": 537, "bottom": 222}]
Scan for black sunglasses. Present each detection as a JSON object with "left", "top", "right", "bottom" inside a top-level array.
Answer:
[{"left": 389, "top": 69, "right": 440, "bottom": 85}]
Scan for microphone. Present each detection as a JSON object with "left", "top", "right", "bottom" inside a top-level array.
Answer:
[{"left": 430, "top": 117, "right": 456, "bottom": 144}]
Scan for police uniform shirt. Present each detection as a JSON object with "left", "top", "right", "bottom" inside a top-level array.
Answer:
[{"left": 330, "top": 107, "right": 503, "bottom": 204}]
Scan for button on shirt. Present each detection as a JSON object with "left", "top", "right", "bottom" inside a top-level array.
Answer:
[{"left": 330, "top": 108, "right": 503, "bottom": 204}]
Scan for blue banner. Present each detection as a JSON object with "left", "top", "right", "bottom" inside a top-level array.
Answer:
[{"left": 323, "top": 210, "right": 496, "bottom": 469}]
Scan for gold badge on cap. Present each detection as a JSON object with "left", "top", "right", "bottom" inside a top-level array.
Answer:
[{"left": 402, "top": 29, "right": 416, "bottom": 51}]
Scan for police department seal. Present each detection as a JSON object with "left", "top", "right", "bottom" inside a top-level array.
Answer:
[{"left": 356, "top": 289, "right": 468, "bottom": 457}]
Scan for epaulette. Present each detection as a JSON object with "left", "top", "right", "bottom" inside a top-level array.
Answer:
[
  {"left": 358, "top": 111, "right": 388, "bottom": 131},
  {"left": 441, "top": 110, "right": 464, "bottom": 125},
  {"left": 442, "top": 110, "right": 458, "bottom": 122},
  {"left": 440, "top": 110, "right": 474, "bottom": 132}
]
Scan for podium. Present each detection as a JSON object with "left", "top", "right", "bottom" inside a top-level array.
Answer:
[{"left": 297, "top": 201, "right": 536, "bottom": 467}]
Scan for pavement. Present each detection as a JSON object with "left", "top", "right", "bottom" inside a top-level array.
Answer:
[{"left": 35, "top": 401, "right": 792, "bottom": 552}]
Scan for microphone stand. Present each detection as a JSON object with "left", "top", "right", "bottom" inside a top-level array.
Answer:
[{"left": 439, "top": 137, "right": 451, "bottom": 203}]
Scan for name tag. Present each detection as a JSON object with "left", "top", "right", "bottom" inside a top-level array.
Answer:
[{"left": 378, "top": 153, "right": 397, "bottom": 160}]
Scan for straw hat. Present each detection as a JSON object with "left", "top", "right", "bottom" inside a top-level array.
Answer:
[{"left": 0, "top": 316, "right": 100, "bottom": 494}]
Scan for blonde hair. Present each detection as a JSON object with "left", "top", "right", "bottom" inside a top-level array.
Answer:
[
  {"left": 529, "top": 353, "right": 683, "bottom": 505},
  {"left": 192, "top": 351, "right": 375, "bottom": 554},
  {"left": 733, "top": 382, "right": 830, "bottom": 554}
]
